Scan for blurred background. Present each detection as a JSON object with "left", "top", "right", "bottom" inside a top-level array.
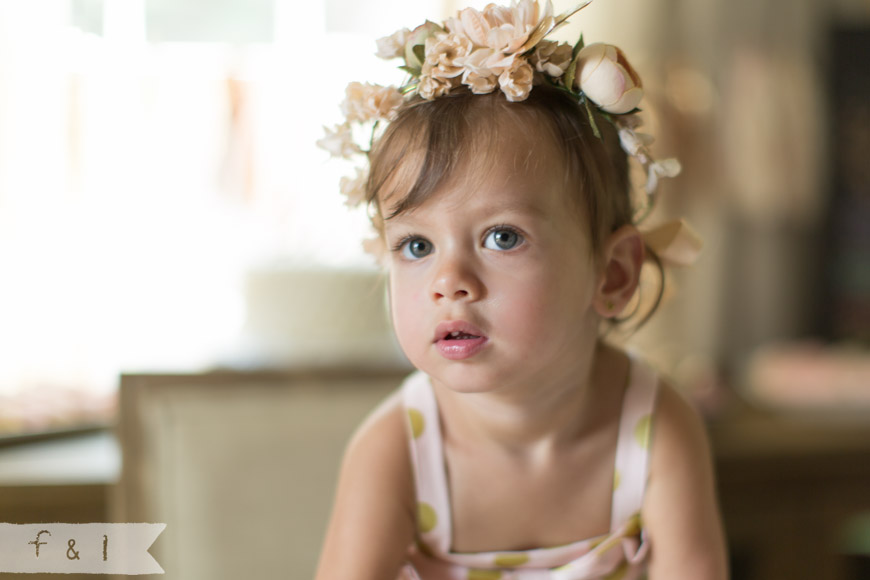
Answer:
[{"left": 0, "top": 0, "right": 868, "bottom": 579}]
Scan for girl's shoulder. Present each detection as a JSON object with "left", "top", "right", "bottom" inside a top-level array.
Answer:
[
  {"left": 642, "top": 375, "right": 729, "bottom": 578},
  {"left": 343, "top": 385, "right": 413, "bottom": 485},
  {"left": 643, "top": 371, "right": 715, "bottom": 498},
  {"left": 315, "top": 386, "right": 416, "bottom": 580},
  {"left": 648, "top": 377, "right": 711, "bottom": 476}
]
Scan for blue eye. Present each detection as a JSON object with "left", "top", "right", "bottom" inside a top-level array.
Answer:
[
  {"left": 484, "top": 227, "right": 523, "bottom": 251},
  {"left": 401, "top": 237, "right": 433, "bottom": 259}
]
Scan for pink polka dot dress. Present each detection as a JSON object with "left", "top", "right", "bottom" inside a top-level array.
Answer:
[{"left": 398, "top": 354, "right": 659, "bottom": 580}]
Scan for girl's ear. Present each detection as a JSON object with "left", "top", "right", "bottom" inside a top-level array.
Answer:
[{"left": 594, "top": 225, "right": 645, "bottom": 318}]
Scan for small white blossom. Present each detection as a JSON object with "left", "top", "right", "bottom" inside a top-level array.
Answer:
[
  {"left": 341, "top": 83, "right": 404, "bottom": 123},
  {"left": 316, "top": 123, "right": 361, "bottom": 159},
  {"left": 617, "top": 127, "right": 654, "bottom": 158},
  {"left": 376, "top": 28, "right": 411, "bottom": 60},
  {"left": 339, "top": 167, "right": 369, "bottom": 207},
  {"left": 645, "top": 158, "right": 682, "bottom": 194}
]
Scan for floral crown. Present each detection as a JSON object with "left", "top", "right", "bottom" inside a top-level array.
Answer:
[{"left": 318, "top": 0, "right": 701, "bottom": 267}]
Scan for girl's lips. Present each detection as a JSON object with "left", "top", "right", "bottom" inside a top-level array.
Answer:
[
  {"left": 433, "top": 320, "right": 488, "bottom": 360},
  {"left": 436, "top": 336, "right": 488, "bottom": 360}
]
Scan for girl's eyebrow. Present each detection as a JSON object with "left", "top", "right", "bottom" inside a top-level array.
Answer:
[
  {"left": 484, "top": 197, "right": 551, "bottom": 221},
  {"left": 383, "top": 192, "right": 554, "bottom": 228},
  {"left": 497, "top": 199, "right": 548, "bottom": 215}
]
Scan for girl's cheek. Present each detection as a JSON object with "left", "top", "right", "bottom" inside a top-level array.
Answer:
[{"left": 389, "top": 276, "right": 420, "bottom": 330}]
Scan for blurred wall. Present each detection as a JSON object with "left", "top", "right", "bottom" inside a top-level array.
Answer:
[{"left": 588, "top": 0, "right": 870, "bottom": 385}]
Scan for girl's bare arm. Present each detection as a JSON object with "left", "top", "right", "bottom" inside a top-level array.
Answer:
[
  {"left": 314, "top": 392, "right": 416, "bottom": 580},
  {"left": 643, "top": 382, "right": 729, "bottom": 580}
]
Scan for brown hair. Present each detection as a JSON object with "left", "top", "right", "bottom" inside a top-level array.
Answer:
[{"left": 365, "top": 84, "right": 663, "bottom": 327}]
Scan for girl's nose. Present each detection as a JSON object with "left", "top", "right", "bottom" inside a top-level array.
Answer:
[{"left": 431, "top": 254, "right": 483, "bottom": 303}]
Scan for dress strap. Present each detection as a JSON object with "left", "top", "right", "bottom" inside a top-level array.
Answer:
[
  {"left": 610, "top": 354, "right": 660, "bottom": 531},
  {"left": 401, "top": 371, "right": 453, "bottom": 554}
]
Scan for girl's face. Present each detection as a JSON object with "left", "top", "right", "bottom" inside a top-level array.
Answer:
[{"left": 382, "top": 122, "right": 604, "bottom": 395}]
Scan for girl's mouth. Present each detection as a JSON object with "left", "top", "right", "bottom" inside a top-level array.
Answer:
[{"left": 434, "top": 321, "right": 488, "bottom": 360}]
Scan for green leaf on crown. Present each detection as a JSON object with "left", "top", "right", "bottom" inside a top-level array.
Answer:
[
  {"left": 564, "top": 51, "right": 580, "bottom": 90},
  {"left": 413, "top": 45, "right": 426, "bottom": 67},
  {"left": 583, "top": 97, "right": 601, "bottom": 139},
  {"left": 573, "top": 33, "right": 585, "bottom": 57}
]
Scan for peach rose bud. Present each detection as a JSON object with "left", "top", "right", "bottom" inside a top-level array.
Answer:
[{"left": 574, "top": 43, "right": 643, "bottom": 114}]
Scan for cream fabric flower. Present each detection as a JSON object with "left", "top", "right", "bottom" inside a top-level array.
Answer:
[
  {"left": 498, "top": 58, "right": 534, "bottom": 102},
  {"left": 433, "top": 0, "right": 560, "bottom": 101},
  {"left": 488, "top": 0, "right": 550, "bottom": 53},
  {"left": 530, "top": 40, "right": 573, "bottom": 77},
  {"left": 463, "top": 69, "right": 498, "bottom": 94},
  {"left": 454, "top": 48, "right": 501, "bottom": 92},
  {"left": 446, "top": 0, "right": 551, "bottom": 58},
  {"left": 505, "top": 0, "right": 556, "bottom": 54},
  {"left": 422, "top": 33, "right": 472, "bottom": 80},
  {"left": 447, "top": 7, "right": 492, "bottom": 46},
  {"left": 418, "top": 75, "right": 456, "bottom": 100},
  {"left": 341, "top": 83, "right": 404, "bottom": 123}
]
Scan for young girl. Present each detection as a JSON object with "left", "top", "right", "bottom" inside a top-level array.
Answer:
[{"left": 315, "top": 1, "right": 727, "bottom": 578}]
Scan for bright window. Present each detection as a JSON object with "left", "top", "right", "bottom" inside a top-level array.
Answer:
[{"left": 0, "top": 0, "right": 443, "bottom": 432}]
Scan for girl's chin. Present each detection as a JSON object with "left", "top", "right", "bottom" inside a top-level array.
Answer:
[{"left": 424, "top": 364, "right": 516, "bottom": 394}]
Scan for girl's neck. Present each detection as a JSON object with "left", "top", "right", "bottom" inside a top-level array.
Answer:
[{"left": 432, "top": 342, "right": 629, "bottom": 458}]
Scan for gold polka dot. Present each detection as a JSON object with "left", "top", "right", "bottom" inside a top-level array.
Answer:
[
  {"left": 407, "top": 408, "right": 425, "bottom": 439},
  {"left": 604, "top": 563, "right": 629, "bottom": 580},
  {"left": 613, "top": 468, "right": 621, "bottom": 491},
  {"left": 624, "top": 513, "right": 642, "bottom": 537},
  {"left": 467, "top": 570, "right": 502, "bottom": 580},
  {"left": 494, "top": 553, "right": 529, "bottom": 567},
  {"left": 633, "top": 414, "right": 651, "bottom": 449},
  {"left": 417, "top": 502, "right": 437, "bottom": 533},
  {"left": 415, "top": 539, "right": 434, "bottom": 558}
]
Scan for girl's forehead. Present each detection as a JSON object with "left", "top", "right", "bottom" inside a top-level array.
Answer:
[
  {"left": 380, "top": 114, "right": 569, "bottom": 212},
  {"left": 386, "top": 140, "right": 572, "bottom": 221}
]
